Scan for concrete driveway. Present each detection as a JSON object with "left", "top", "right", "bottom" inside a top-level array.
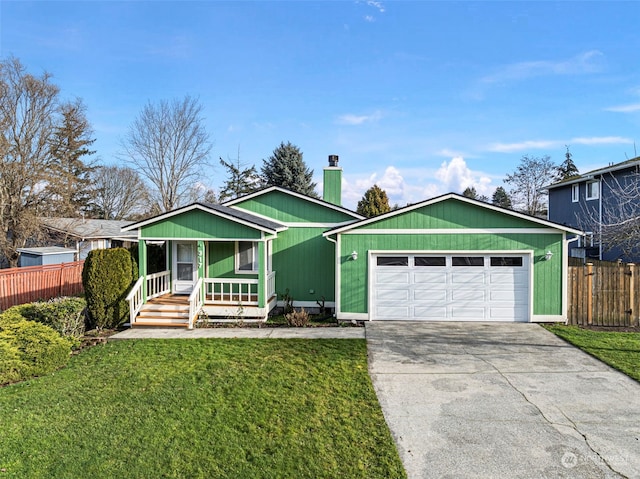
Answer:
[{"left": 366, "top": 322, "right": 640, "bottom": 479}]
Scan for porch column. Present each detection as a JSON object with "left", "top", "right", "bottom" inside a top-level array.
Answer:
[
  {"left": 258, "top": 241, "right": 266, "bottom": 308},
  {"left": 139, "top": 240, "right": 148, "bottom": 302}
]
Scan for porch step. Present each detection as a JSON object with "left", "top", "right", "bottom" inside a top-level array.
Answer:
[
  {"left": 133, "top": 319, "right": 189, "bottom": 327},
  {"left": 133, "top": 302, "right": 191, "bottom": 328}
]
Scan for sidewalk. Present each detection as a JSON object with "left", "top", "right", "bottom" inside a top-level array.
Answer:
[{"left": 109, "top": 327, "right": 365, "bottom": 340}]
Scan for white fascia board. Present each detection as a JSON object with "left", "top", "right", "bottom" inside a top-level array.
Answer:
[
  {"left": 123, "top": 203, "right": 280, "bottom": 235},
  {"left": 342, "top": 228, "right": 570, "bottom": 235},
  {"left": 325, "top": 193, "right": 584, "bottom": 236},
  {"left": 223, "top": 186, "right": 364, "bottom": 220}
]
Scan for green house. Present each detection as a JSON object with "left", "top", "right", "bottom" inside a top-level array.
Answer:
[{"left": 123, "top": 156, "right": 581, "bottom": 327}]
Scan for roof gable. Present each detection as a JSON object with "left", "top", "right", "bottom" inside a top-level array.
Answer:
[
  {"left": 325, "top": 193, "right": 582, "bottom": 235},
  {"left": 123, "top": 203, "right": 286, "bottom": 240},
  {"left": 546, "top": 157, "right": 640, "bottom": 190},
  {"left": 224, "top": 187, "right": 363, "bottom": 224}
]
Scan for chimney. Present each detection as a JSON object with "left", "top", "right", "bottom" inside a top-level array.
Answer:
[{"left": 323, "top": 155, "right": 342, "bottom": 206}]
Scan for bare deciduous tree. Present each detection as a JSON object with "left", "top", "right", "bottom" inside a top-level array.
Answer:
[
  {"left": 90, "top": 165, "right": 151, "bottom": 220},
  {"left": 504, "top": 155, "right": 558, "bottom": 217},
  {"left": 120, "top": 95, "right": 213, "bottom": 212},
  {"left": 578, "top": 169, "right": 640, "bottom": 261},
  {"left": 0, "top": 57, "right": 60, "bottom": 267}
]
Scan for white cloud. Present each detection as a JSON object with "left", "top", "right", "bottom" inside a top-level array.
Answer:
[
  {"left": 336, "top": 110, "right": 383, "bottom": 125},
  {"left": 480, "top": 50, "right": 604, "bottom": 85},
  {"left": 364, "top": 15, "right": 375, "bottom": 22},
  {"left": 435, "top": 157, "right": 492, "bottom": 195},
  {"left": 487, "top": 136, "right": 633, "bottom": 153},
  {"left": 366, "top": 1, "right": 385, "bottom": 13},
  {"left": 338, "top": 158, "right": 493, "bottom": 210},
  {"left": 605, "top": 103, "right": 640, "bottom": 113}
]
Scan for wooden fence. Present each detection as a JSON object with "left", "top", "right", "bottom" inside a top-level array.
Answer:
[
  {"left": 567, "top": 258, "right": 640, "bottom": 327},
  {"left": 0, "top": 261, "right": 84, "bottom": 311}
]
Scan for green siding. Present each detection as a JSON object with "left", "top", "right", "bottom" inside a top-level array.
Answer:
[
  {"left": 141, "top": 209, "right": 262, "bottom": 240},
  {"left": 359, "top": 199, "right": 541, "bottom": 230},
  {"left": 208, "top": 242, "right": 257, "bottom": 280},
  {"left": 233, "top": 190, "right": 356, "bottom": 223},
  {"left": 339, "top": 233, "right": 564, "bottom": 316},
  {"left": 323, "top": 168, "right": 342, "bottom": 206},
  {"left": 271, "top": 228, "right": 335, "bottom": 302}
]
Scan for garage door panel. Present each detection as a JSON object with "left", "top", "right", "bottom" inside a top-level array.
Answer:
[
  {"left": 373, "top": 253, "right": 529, "bottom": 322},
  {"left": 376, "top": 288, "right": 409, "bottom": 301},
  {"left": 414, "top": 306, "right": 447, "bottom": 318},
  {"left": 376, "top": 272, "right": 410, "bottom": 284}
]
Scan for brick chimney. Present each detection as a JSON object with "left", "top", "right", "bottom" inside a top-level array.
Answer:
[{"left": 323, "top": 155, "right": 342, "bottom": 206}]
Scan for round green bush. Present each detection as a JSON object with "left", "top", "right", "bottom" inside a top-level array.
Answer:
[
  {"left": 0, "top": 314, "right": 72, "bottom": 385},
  {"left": 82, "top": 248, "right": 137, "bottom": 330},
  {"left": 6, "top": 297, "right": 86, "bottom": 339}
]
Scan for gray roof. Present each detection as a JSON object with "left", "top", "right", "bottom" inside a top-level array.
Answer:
[
  {"left": 122, "top": 202, "right": 287, "bottom": 233},
  {"left": 545, "top": 157, "right": 640, "bottom": 190},
  {"left": 17, "top": 246, "right": 77, "bottom": 256},
  {"left": 41, "top": 218, "right": 138, "bottom": 239}
]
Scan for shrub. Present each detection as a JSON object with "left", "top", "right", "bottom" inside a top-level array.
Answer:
[
  {"left": 285, "top": 308, "right": 310, "bottom": 327},
  {"left": 82, "top": 248, "right": 137, "bottom": 330},
  {"left": 0, "top": 312, "right": 72, "bottom": 385},
  {"left": 6, "top": 297, "right": 86, "bottom": 339}
]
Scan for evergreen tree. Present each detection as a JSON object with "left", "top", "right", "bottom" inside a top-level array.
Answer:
[
  {"left": 218, "top": 152, "right": 263, "bottom": 202},
  {"left": 357, "top": 184, "right": 391, "bottom": 218},
  {"left": 261, "top": 141, "right": 317, "bottom": 197},
  {"left": 462, "top": 186, "right": 478, "bottom": 198},
  {"left": 491, "top": 186, "right": 512, "bottom": 209},
  {"left": 45, "top": 99, "right": 96, "bottom": 216},
  {"left": 557, "top": 146, "right": 579, "bottom": 180}
]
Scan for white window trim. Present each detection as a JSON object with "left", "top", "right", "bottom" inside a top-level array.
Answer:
[
  {"left": 234, "top": 241, "right": 272, "bottom": 274},
  {"left": 586, "top": 180, "right": 600, "bottom": 201},
  {"left": 571, "top": 184, "right": 579, "bottom": 202}
]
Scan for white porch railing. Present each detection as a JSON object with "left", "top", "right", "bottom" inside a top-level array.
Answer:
[
  {"left": 188, "top": 278, "right": 204, "bottom": 329},
  {"left": 125, "top": 276, "right": 145, "bottom": 325},
  {"left": 147, "top": 270, "right": 170, "bottom": 299},
  {"left": 204, "top": 271, "right": 276, "bottom": 306}
]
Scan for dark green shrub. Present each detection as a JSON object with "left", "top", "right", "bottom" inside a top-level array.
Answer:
[
  {"left": 82, "top": 248, "right": 137, "bottom": 330},
  {"left": 6, "top": 297, "right": 86, "bottom": 339},
  {"left": 0, "top": 313, "right": 72, "bottom": 385}
]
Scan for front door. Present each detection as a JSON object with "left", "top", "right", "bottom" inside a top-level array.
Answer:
[{"left": 173, "top": 241, "right": 198, "bottom": 294}]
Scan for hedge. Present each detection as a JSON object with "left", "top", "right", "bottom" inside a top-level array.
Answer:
[
  {"left": 0, "top": 310, "right": 73, "bottom": 385},
  {"left": 7, "top": 297, "right": 87, "bottom": 339},
  {"left": 82, "top": 248, "right": 137, "bottom": 330}
]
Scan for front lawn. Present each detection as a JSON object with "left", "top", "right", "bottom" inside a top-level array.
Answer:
[
  {"left": 544, "top": 325, "right": 640, "bottom": 381},
  {"left": 0, "top": 339, "right": 405, "bottom": 479}
]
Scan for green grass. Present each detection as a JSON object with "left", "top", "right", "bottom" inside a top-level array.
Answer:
[
  {"left": 544, "top": 325, "right": 640, "bottom": 381},
  {"left": 0, "top": 339, "right": 405, "bottom": 479}
]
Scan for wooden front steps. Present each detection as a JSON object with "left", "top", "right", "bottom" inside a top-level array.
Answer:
[{"left": 133, "top": 295, "right": 190, "bottom": 328}]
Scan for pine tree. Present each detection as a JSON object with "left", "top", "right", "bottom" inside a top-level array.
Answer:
[
  {"left": 357, "top": 185, "right": 391, "bottom": 218},
  {"left": 218, "top": 152, "right": 263, "bottom": 202},
  {"left": 261, "top": 141, "right": 317, "bottom": 197},
  {"left": 462, "top": 186, "right": 478, "bottom": 198},
  {"left": 491, "top": 186, "right": 512, "bottom": 209},
  {"left": 45, "top": 99, "right": 96, "bottom": 216},
  {"left": 557, "top": 146, "right": 579, "bottom": 180}
]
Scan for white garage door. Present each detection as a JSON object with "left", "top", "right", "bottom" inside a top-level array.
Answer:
[{"left": 372, "top": 254, "right": 529, "bottom": 321}]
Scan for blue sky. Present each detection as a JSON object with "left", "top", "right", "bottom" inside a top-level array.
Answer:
[{"left": 2, "top": 1, "right": 640, "bottom": 209}]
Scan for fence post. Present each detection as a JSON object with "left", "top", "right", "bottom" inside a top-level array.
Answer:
[
  {"left": 586, "top": 263, "right": 593, "bottom": 326},
  {"left": 630, "top": 263, "right": 636, "bottom": 327}
]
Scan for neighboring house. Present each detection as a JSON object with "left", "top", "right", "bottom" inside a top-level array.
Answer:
[
  {"left": 546, "top": 157, "right": 640, "bottom": 262},
  {"left": 123, "top": 156, "right": 581, "bottom": 328},
  {"left": 40, "top": 218, "right": 138, "bottom": 260}
]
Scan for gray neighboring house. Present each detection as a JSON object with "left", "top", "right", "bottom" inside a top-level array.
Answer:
[
  {"left": 17, "top": 246, "right": 77, "bottom": 267},
  {"left": 40, "top": 218, "right": 138, "bottom": 260},
  {"left": 546, "top": 157, "right": 640, "bottom": 262}
]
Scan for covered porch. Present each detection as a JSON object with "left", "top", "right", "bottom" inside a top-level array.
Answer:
[{"left": 122, "top": 202, "right": 286, "bottom": 328}]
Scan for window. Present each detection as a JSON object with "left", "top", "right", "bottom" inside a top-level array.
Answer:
[
  {"left": 377, "top": 256, "right": 409, "bottom": 266},
  {"left": 414, "top": 257, "right": 446, "bottom": 267},
  {"left": 490, "top": 257, "right": 523, "bottom": 267},
  {"left": 586, "top": 181, "right": 599, "bottom": 200},
  {"left": 236, "top": 241, "right": 258, "bottom": 272},
  {"left": 452, "top": 257, "right": 484, "bottom": 267},
  {"left": 571, "top": 184, "right": 579, "bottom": 202}
]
